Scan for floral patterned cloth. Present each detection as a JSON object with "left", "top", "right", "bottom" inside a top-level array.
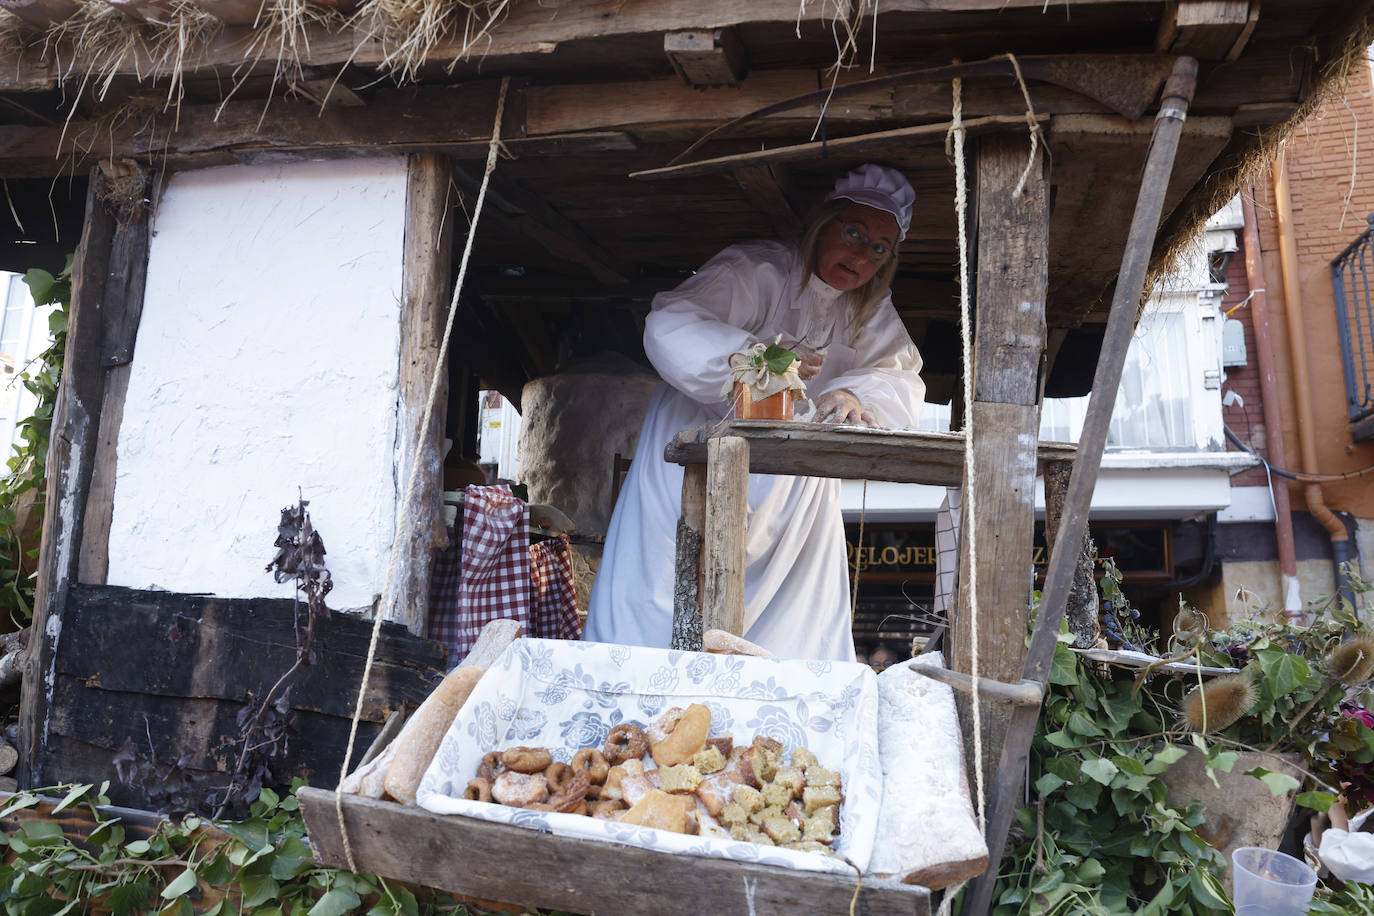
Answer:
[{"left": 416, "top": 638, "right": 881, "bottom": 875}]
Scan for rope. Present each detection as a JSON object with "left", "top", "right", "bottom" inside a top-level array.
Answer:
[
  {"left": 850, "top": 479, "right": 867, "bottom": 619},
  {"left": 949, "top": 74, "right": 987, "bottom": 831},
  {"left": 1003, "top": 52, "right": 1043, "bottom": 199},
  {"left": 332, "top": 76, "right": 512, "bottom": 874}
]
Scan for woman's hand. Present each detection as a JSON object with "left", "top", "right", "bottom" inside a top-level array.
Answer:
[{"left": 813, "top": 388, "right": 875, "bottom": 426}]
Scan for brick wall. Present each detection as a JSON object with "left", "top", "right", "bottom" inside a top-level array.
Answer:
[
  {"left": 1242, "top": 62, "right": 1374, "bottom": 518},
  {"left": 1219, "top": 247, "right": 1269, "bottom": 488}
]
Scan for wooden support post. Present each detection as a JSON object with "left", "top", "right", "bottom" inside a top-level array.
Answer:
[
  {"left": 702, "top": 436, "right": 748, "bottom": 636},
  {"left": 19, "top": 164, "right": 126, "bottom": 788},
  {"left": 671, "top": 464, "right": 707, "bottom": 650},
  {"left": 79, "top": 161, "right": 152, "bottom": 586},
  {"left": 664, "top": 27, "right": 747, "bottom": 87},
  {"left": 390, "top": 152, "right": 454, "bottom": 636},
  {"left": 952, "top": 131, "right": 1049, "bottom": 787},
  {"left": 965, "top": 57, "right": 1201, "bottom": 915},
  {"left": 1043, "top": 459, "right": 1100, "bottom": 649}
]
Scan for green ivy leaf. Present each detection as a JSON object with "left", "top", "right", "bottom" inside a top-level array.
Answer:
[
  {"left": 1297, "top": 791, "right": 1337, "bottom": 812},
  {"left": 1256, "top": 648, "right": 1309, "bottom": 698},
  {"left": 19, "top": 821, "right": 66, "bottom": 847},
  {"left": 309, "top": 889, "right": 363, "bottom": 916},
  {"left": 1242, "top": 767, "right": 1301, "bottom": 796},
  {"left": 760, "top": 345, "right": 797, "bottom": 376},
  {"left": 1205, "top": 750, "right": 1238, "bottom": 773},
  {"left": 160, "top": 868, "right": 198, "bottom": 900},
  {"left": 1081, "top": 757, "right": 1120, "bottom": 785},
  {"left": 1049, "top": 645, "right": 1080, "bottom": 686},
  {"left": 1035, "top": 772, "right": 1067, "bottom": 795},
  {"left": 104, "top": 880, "right": 154, "bottom": 916},
  {"left": 22, "top": 270, "right": 55, "bottom": 306},
  {"left": 49, "top": 784, "right": 91, "bottom": 815},
  {"left": 239, "top": 874, "right": 281, "bottom": 908}
]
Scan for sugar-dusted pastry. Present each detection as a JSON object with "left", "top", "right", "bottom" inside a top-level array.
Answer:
[
  {"left": 802, "top": 784, "right": 842, "bottom": 817},
  {"left": 491, "top": 770, "right": 549, "bottom": 807},
  {"left": 693, "top": 745, "right": 727, "bottom": 775},
  {"left": 650, "top": 704, "right": 712, "bottom": 767},
  {"left": 618, "top": 789, "right": 695, "bottom": 834},
  {"left": 659, "top": 764, "right": 703, "bottom": 794}
]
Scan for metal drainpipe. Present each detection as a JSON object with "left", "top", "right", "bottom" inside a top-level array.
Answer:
[
  {"left": 1271, "top": 150, "right": 1354, "bottom": 608},
  {"left": 1240, "top": 186, "right": 1303, "bottom": 618}
]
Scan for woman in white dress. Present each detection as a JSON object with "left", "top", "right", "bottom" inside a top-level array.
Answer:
[{"left": 584, "top": 164, "right": 927, "bottom": 661}]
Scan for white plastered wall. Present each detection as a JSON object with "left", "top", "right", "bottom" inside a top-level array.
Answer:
[{"left": 105, "top": 158, "right": 409, "bottom": 612}]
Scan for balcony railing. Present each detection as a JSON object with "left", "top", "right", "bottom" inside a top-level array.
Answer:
[{"left": 1331, "top": 212, "right": 1374, "bottom": 441}]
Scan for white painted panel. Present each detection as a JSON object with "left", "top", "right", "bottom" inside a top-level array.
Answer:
[{"left": 106, "top": 158, "right": 408, "bottom": 612}]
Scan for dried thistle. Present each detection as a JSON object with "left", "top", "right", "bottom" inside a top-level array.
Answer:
[
  {"left": 1327, "top": 635, "right": 1374, "bottom": 685},
  {"left": 1180, "top": 673, "right": 1257, "bottom": 733}
]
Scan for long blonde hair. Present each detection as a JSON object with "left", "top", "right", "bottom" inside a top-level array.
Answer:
[{"left": 799, "top": 199, "right": 900, "bottom": 338}]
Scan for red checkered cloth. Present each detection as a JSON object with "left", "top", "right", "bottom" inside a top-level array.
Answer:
[
  {"left": 428, "top": 484, "right": 530, "bottom": 668},
  {"left": 530, "top": 534, "right": 582, "bottom": 642}
]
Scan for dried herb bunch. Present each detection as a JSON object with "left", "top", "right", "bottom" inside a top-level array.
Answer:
[{"left": 210, "top": 498, "right": 333, "bottom": 819}]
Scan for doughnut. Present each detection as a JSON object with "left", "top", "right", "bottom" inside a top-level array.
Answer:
[
  {"left": 549, "top": 770, "right": 591, "bottom": 812},
  {"left": 491, "top": 770, "right": 549, "bottom": 807},
  {"left": 501, "top": 746, "right": 553, "bottom": 774},
  {"left": 603, "top": 724, "right": 649, "bottom": 764},
  {"left": 571, "top": 748, "right": 610, "bottom": 784},
  {"left": 544, "top": 762, "right": 577, "bottom": 795},
  {"left": 478, "top": 751, "right": 504, "bottom": 781},
  {"left": 462, "top": 777, "right": 492, "bottom": 803}
]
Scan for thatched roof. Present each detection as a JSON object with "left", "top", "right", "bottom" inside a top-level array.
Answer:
[{"left": 0, "top": 0, "right": 1370, "bottom": 398}]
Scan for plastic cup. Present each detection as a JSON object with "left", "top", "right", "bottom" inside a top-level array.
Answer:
[{"left": 1231, "top": 847, "right": 1318, "bottom": 915}]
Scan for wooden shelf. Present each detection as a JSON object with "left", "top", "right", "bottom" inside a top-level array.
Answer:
[
  {"left": 665, "top": 421, "right": 1077, "bottom": 486},
  {"left": 299, "top": 787, "right": 931, "bottom": 916}
]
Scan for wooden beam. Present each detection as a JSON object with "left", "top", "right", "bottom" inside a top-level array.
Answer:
[
  {"left": 631, "top": 114, "right": 1049, "bottom": 182},
  {"left": 299, "top": 787, "right": 932, "bottom": 916},
  {"left": 389, "top": 152, "right": 453, "bottom": 635},
  {"left": 701, "top": 436, "right": 747, "bottom": 637},
  {"left": 0, "top": 0, "right": 77, "bottom": 30},
  {"left": 185, "top": 0, "right": 260, "bottom": 25},
  {"left": 18, "top": 164, "right": 119, "bottom": 788},
  {"left": 0, "top": 85, "right": 637, "bottom": 178},
  {"left": 1156, "top": 1, "right": 1256, "bottom": 60},
  {"left": 952, "top": 132, "right": 1049, "bottom": 793},
  {"left": 734, "top": 164, "right": 802, "bottom": 238},
  {"left": 664, "top": 27, "right": 746, "bottom": 87},
  {"left": 457, "top": 169, "right": 631, "bottom": 286}
]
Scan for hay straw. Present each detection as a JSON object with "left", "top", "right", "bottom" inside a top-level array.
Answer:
[
  {"left": 1146, "top": 18, "right": 1374, "bottom": 302},
  {"left": 236, "top": 0, "right": 337, "bottom": 93},
  {"left": 0, "top": 10, "right": 30, "bottom": 58},
  {"left": 350, "top": 0, "right": 512, "bottom": 84}
]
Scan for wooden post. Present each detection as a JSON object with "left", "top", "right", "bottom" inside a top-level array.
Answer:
[
  {"left": 1042, "top": 459, "right": 1100, "bottom": 649},
  {"left": 951, "top": 132, "right": 1049, "bottom": 787},
  {"left": 702, "top": 436, "right": 749, "bottom": 636},
  {"left": 671, "top": 464, "right": 707, "bottom": 650},
  {"left": 965, "top": 57, "right": 1201, "bottom": 915},
  {"left": 19, "top": 164, "right": 126, "bottom": 788},
  {"left": 389, "top": 152, "right": 454, "bottom": 636}
]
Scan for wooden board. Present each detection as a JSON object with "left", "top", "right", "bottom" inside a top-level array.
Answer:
[
  {"left": 299, "top": 787, "right": 931, "bottom": 916},
  {"left": 38, "top": 585, "right": 445, "bottom": 809},
  {"left": 664, "top": 421, "right": 1075, "bottom": 485}
]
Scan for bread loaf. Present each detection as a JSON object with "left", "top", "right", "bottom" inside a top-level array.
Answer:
[
  {"left": 339, "top": 740, "right": 396, "bottom": 798},
  {"left": 702, "top": 629, "right": 773, "bottom": 657},
  {"left": 868, "top": 658, "right": 988, "bottom": 888},
  {"left": 384, "top": 665, "right": 486, "bottom": 804}
]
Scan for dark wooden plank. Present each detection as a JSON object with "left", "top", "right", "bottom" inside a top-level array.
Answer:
[
  {"left": 953, "top": 132, "right": 1049, "bottom": 791},
  {"left": 392, "top": 152, "right": 454, "bottom": 636},
  {"left": 734, "top": 164, "right": 803, "bottom": 238},
  {"left": 299, "top": 787, "right": 930, "bottom": 916},
  {"left": 98, "top": 164, "right": 152, "bottom": 368},
  {"left": 45, "top": 682, "right": 382, "bottom": 790},
  {"left": 664, "top": 422, "right": 1074, "bottom": 485},
  {"left": 19, "top": 166, "right": 116, "bottom": 789},
  {"left": 56, "top": 585, "right": 445, "bottom": 719}
]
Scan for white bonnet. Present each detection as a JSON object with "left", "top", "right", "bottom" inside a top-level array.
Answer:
[{"left": 825, "top": 164, "right": 915, "bottom": 240}]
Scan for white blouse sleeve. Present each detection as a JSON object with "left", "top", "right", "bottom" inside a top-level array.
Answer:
[
  {"left": 817, "top": 295, "right": 926, "bottom": 428},
  {"left": 643, "top": 245, "right": 780, "bottom": 407}
]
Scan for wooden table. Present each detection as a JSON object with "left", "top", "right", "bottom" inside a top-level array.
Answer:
[{"left": 665, "top": 420, "right": 1076, "bottom": 641}]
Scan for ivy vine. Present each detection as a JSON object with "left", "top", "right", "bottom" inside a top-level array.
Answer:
[{"left": 0, "top": 260, "right": 70, "bottom": 624}]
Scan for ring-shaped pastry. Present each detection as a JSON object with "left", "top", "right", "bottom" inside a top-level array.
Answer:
[
  {"left": 602, "top": 724, "right": 648, "bottom": 765},
  {"left": 462, "top": 777, "right": 492, "bottom": 803},
  {"left": 544, "top": 761, "right": 577, "bottom": 795},
  {"left": 478, "top": 750, "right": 504, "bottom": 781},
  {"left": 549, "top": 770, "right": 591, "bottom": 813},
  {"left": 571, "top": 747, "right": 611, "bottom": 784},
  {"left": 502, "top": 746, "right": 553, "bottom": 774}
]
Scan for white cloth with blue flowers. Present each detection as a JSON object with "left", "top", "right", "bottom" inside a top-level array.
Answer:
[{"left": 416, "top": 638, "right": 882, "bottom": 875}]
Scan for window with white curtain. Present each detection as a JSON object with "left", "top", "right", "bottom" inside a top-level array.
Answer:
[{"left": 1040, "top": 311, "right": 1195, "bottom": 448}]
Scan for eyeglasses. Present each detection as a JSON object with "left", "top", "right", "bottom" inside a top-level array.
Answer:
[{"left": 837, "top": 222, "right": 893, "bottom": 263}]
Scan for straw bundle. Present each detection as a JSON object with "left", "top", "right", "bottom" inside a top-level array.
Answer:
[{"left": 351, "top": 0, "right": 512, "bottom": 83}]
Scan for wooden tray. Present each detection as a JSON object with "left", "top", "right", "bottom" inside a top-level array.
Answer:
[{"left": 299, "top": 787, "right": 931, "bottom": 916}]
